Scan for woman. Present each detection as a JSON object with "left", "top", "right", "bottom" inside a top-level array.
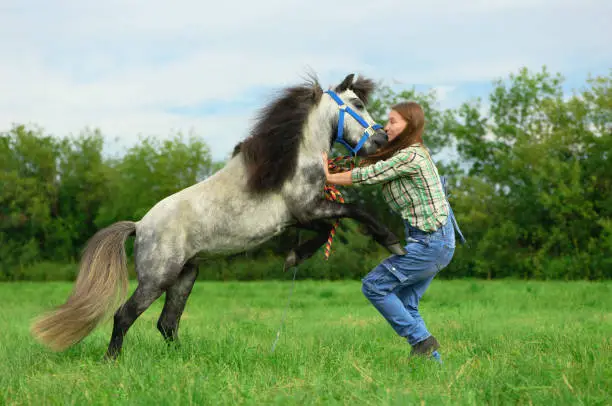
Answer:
[{"left": 322, "top": 101, "right": 462, "bottom": 362}]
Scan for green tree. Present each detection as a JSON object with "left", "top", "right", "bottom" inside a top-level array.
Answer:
[
  {"left": 448, "top": 67, "right": 611, "bottom": 279},
  {"left": 1, "top": 67, "right": 610, "bottom": 281},
  {"left": 0, "top": 125, "right": 61, "bottom": 276},
  {"left": 53, "top": 130, "right": 112, "bottom": 259}
]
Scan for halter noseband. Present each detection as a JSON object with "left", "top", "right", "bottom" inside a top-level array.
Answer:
[{"left": 325, "top": 90, "right": 383, "bottom": 155}]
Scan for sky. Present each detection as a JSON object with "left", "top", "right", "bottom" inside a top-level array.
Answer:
[{"left": 1, "top": 0, "right": 610, "bottom": 162}]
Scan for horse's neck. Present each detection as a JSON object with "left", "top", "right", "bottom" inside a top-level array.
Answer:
[
  {"left": 300, "top": 104, "right": 333, "bottom": 158},
  {"left": 278, "top": 107, "right": 331, "bottom": 204}
]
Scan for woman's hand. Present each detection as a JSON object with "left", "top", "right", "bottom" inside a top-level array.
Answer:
[{"left": 321, "top": 151, "right": 353, "bottom": 186}]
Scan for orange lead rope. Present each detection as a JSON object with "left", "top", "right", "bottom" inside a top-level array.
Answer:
[{"left": 322, "top": 155, "right": 355, "bottom": 260}]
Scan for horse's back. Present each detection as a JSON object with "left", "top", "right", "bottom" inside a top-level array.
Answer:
[{"left": 133, "top": 155, "right": 293, "bottom": 265}]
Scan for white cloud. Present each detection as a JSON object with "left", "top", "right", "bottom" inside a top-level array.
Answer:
[{"left": 0, "top": 0, "right": 610, "bottom": 160}]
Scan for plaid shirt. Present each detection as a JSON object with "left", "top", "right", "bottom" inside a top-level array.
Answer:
[{"left": 351, "top": 144, "right": 449, "bottom": 232}]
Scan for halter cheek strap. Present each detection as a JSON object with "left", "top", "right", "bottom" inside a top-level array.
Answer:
[{"left": 325, "top": 90, "right": 383, "bottom": 155}]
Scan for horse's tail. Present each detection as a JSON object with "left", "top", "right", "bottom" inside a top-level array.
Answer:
[{"left": 31, "top": 221, "right": 136, "bottom": 351}]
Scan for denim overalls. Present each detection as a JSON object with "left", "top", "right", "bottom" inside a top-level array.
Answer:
[{"left": 361, "top": 176, "right": 466, "bottom": 346}]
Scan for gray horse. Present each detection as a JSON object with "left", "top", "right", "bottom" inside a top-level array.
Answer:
[{"left": 31, "top": 73, "right": 407, "bottom": 359}]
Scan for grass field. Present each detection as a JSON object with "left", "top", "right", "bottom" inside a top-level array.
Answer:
[{"left": 1, "top": 279, "right": 610, "bottom": 405}]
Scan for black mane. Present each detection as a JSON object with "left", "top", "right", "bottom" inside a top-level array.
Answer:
[{"left": 233, "top": 76, "right": 323, "bottom": 193}]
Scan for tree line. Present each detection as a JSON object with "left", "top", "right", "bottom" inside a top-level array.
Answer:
[{"left": 1, "top": 66, "right": 610, "bottom": 281}]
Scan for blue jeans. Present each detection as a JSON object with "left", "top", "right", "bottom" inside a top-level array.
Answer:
[{"left": 361, "top": 215, "right": 456, "bottom": 346}]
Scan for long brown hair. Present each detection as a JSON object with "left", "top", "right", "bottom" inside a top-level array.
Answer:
[{"left": 360, "top": 101, "right": 425, "bottom": 166}]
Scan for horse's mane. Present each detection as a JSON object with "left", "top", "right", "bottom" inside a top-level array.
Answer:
[{"left": 233, "top": 75, "right": 323, "bottom": 193}]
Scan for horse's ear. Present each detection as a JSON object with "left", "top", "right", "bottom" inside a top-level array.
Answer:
[
  {"left": 336, "top": 73, "right": 355, "bottom": 92},
  {"left": 231, "top": 141, "right": 243, "bottom": 157}
]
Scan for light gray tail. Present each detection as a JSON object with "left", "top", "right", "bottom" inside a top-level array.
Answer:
[{"left": 31, "top": 221, "right": 136, "bottom": 351}]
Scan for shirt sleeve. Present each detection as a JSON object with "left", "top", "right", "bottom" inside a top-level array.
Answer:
[{"left": 351, "top": 149, "right": 421, "bottom": 185}]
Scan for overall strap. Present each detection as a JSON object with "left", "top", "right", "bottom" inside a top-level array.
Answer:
[{"left": 440, "top": 175, "right": 468, "bottom": 245}]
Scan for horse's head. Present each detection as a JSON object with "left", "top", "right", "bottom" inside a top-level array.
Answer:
[
  {"left": 235, "top": 72, "right": 389, "bottom": 193},
  {"left": 323, "top": 73, "right": 388, "bottom": 156}
]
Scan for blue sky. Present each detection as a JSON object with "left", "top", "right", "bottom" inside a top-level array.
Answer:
[{"left": 1, "top": 0, "right": 610, "bottom": 161}]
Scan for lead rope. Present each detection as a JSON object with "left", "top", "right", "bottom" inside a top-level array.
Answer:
[
  {"left": 271, "top": 154, "right": 354, "bottom": 353},
  {"left": 270, "top": 265, "right": 298, "bottom": 353},
  {"left": 322, "top": 155, "right": 355, "bottom": 259}
]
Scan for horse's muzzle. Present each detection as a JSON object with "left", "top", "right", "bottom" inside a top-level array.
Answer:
[{"left": 372, "top": 129, "right": 389, "bottom": 149}]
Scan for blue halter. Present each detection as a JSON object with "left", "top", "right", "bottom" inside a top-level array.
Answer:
[{"left": 325, "top": 90, "right": 383, "bottom": 155}]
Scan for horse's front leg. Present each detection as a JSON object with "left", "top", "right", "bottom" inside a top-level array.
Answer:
[
  {"left": 283, "top": 220, "right": 335, "bottom": 270},
  {"left": 293, "top": 200, "right": 407, "bottom": 256}
]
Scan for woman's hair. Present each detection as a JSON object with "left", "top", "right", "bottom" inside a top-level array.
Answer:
[{"left": 359, "top": 101, "right": 425, "bottom": 166}]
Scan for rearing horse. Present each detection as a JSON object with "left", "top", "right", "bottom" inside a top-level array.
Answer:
[{"left": 31, "top": 73, "right": 407, "bottom": 358}]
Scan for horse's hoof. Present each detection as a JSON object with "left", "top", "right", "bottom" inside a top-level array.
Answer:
[
  {"left": 103, "top": 351, "right": 120, "bottom": 362},
  {"left": 387, "top": 243, "right": 407, "bottom": 256},
  {"left": 284, "top": 250, "right": 298, "bottom": 271}
]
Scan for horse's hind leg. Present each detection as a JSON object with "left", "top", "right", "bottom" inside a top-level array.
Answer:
[
  {"left": 157, "top": 259, "right": 199, "bottom": 342},
  {"left": 105, "top": 280, "right": 165, "bottom": 360},
  {"left": 105, "top": 255, "right": 184, "bottom": 359}
]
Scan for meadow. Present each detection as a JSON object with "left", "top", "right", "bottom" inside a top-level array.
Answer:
[{"left": 1, "top": 279, "right": 610, "bottom": 405}]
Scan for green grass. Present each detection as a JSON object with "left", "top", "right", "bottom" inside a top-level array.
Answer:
[{"left": 1, "top": 279, "right": 610, "bottom": 405}]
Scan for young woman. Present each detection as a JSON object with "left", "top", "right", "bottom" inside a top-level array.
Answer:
[{"left": 323, "top": 101, "right": 461, "bottom": 361}]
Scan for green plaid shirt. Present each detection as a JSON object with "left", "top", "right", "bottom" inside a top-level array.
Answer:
[{"left": 351, "top": 144, "right": 449, "bottom": 232}]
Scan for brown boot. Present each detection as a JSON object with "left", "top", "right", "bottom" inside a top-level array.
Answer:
[{"left": 410, "top": 336, "right": 440, "bottom": 357}]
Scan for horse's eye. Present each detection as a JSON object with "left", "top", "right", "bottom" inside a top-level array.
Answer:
[{"left": 353, "top": 101, "right": 364, "bottom": 110}]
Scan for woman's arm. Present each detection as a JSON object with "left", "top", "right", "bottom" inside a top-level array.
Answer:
[
  {"left": 350, "top": 149, "right": 420, "bottom": 186},
  {"left": 326, "top": 171, "right": 353, "bottom": 185},
  {"left": 322, "top": 149, "right": 421, "bottom": 187}
]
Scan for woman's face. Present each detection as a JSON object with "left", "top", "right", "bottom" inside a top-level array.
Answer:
[{"left": 384, "top": 110, "right": 407, "bottom": 142}]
